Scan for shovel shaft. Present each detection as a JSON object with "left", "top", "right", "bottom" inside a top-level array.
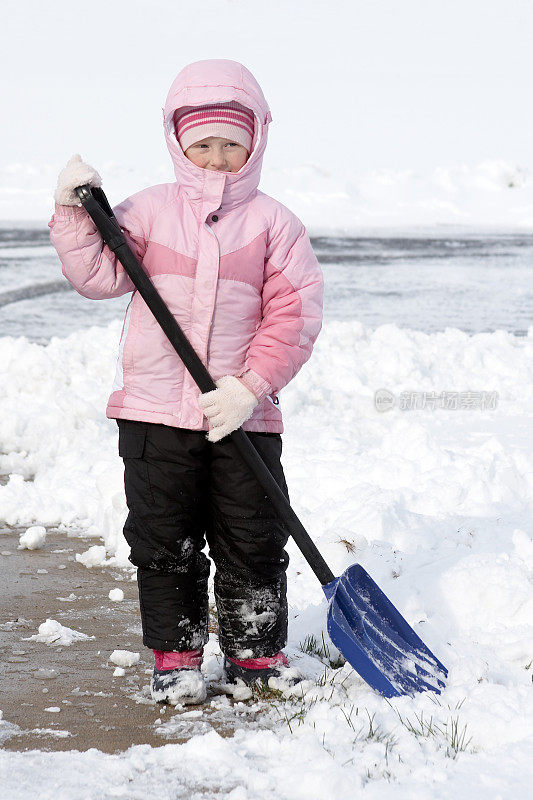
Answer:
[{"left": 76, "top": 185, "right": 335, "bottom": 587}]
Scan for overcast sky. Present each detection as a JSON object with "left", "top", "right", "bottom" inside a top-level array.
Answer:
[{"left": 3, "top": 0, "right": 533, "bottom": 177}]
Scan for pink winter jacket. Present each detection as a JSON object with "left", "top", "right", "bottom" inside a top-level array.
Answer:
[{"left": 49, "top": 59, "right": 324, "bottom": 433}]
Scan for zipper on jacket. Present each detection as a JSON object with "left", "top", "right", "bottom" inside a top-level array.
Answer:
[{"left": 202, "top": 221, "right": 218, "bottom": 364}]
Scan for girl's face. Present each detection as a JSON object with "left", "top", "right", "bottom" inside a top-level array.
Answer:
[{"left": 184, "top": 137, "right": 249, "bottom": 173}]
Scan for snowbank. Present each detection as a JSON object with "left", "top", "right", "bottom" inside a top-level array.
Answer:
[
  {"left": 0, "top": 323, "right": 129, "bottom": 561},
  {"left": 1, "top": 713, "right": 532, "bottom": 799},
  {"left": 3, "top": 159, "right": 533, "bottom": 232},
  {"left": 1, "top": 319, "right": 533, "bottom": 794}
]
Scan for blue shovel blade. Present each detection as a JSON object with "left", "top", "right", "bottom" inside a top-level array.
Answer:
[{"left": 323, "top": 564, "right": 447, "bottom": 698}]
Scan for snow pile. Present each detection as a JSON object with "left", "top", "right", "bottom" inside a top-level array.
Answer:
[
  {"left": 1, "top": 713, "right": 531, "bottom": 799},
  {"left": 4, "top": 159, "right": 533, "bottom": 232},
  {"left": 1, "top": 320, "right": 532, "bottom": 565},
  {"left": 0, "top": 322, "right": 129, "bottom": 564},
  {"left": 109, "top": 650, "right": 140, "bottom": 668},
  {"left": 1, "top": 318, "right": 533, "bottom": 793},
  {"left": 263, "top": 158, "right": 533, "bottom": 233},
  {"left": 17, "top": 525, "right": 46, "bottom": 550},
  {"left": 23, "top": 619, "right": 93, "bottom": 646}
]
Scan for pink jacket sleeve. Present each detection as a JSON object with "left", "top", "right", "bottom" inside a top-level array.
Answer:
[
  {"left": 236, "top": 215, "right": 324, "bottom": 401},
  {"left": 48, "top": 200, "right": 148, "bottom": 300}
]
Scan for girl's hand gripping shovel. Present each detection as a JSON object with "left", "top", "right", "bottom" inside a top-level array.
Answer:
[{"left": 76, "top": 185, "right": 447, "bottom": 698}]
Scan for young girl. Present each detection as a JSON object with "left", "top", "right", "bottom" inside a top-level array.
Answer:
[{"left": 49, "top": 58, "right": 324, "bottom": 705}]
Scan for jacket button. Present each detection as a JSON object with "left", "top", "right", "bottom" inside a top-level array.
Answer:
[{"left": 211, "top": 214, "right": 219, "bottom": 222}]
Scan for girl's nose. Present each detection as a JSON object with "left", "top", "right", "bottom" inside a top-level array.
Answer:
[{"left": 209, "top": 149, "right": 227, "bottom": 169}]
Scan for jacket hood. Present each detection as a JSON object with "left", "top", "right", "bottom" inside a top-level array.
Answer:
[{"left": 163, "top": 59, "right": 272, "bottom": 215}]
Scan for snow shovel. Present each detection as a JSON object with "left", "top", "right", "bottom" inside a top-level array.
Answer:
[{"left": 76, "top": 185, "right": 447, "bottom": 698}]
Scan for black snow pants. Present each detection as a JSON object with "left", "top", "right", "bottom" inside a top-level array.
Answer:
[{"left": 117, "top": 419, "right": 290, "bottom": 659}]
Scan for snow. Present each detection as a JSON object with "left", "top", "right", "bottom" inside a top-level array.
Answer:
[
  {"left": 109, "top": 650, "right": 140, "bottom": 668},
  {"left": 1, "top": 318, "right": 533, "bottom": 793},
  {"left": 150, "top": 669, "right": 207, "bottom": 706},
  {"left": 108, "top": 588, "right": 124, "bottom": 602},
  {"left": 221, "top": 680, "right": 253, "bottom": 703},
  {"left": 5, "top": 158, "right": 533, "bottom": 232},
  {"left": 0, "top": 722, "right": 530, "bottom": 799},
  {"left": 17, "top": 525, "right": 46, "bottom": 550},
  {"left": 26, "top": 728, "right": 71, "bottom": 738},
  {"left": 2, "top": 319, "right": 531, "bottom": 567},
  {"left": 75, "top": 545, "right": 108, "bottom": 568},
  {"left": 112, "top": 667, "right": 126, "bottom": 677},
  {"left": 23, "top": 619, "right": 94, "bottom": 647}
]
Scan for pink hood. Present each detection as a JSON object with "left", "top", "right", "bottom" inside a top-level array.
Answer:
[{"left": 162, "top": 59, "right": 273, "bottom": 214}]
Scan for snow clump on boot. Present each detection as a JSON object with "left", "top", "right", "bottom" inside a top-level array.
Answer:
[{"left": 150, "top": 668, "right": 206, "bottom": 706}]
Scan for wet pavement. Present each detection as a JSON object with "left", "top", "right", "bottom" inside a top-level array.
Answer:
[
  {"left": 0, "top": 526, "right": 265, "bottom": 753},
  {"left": 2, "top": 226, "right": 533, "bottom": 341}
]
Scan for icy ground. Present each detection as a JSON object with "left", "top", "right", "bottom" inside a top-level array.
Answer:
[
  {"left": 1, "top": 315, "right": 533, "bottom": 798},
  {"left": 2, "top": 227, "right": 533, "bottom": 341}
]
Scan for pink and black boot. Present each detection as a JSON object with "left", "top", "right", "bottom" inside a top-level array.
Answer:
[
  {"left": 224, "top": 651, "right": 300, "bottom": 688},
  {"left": 150, "top": 649, "right": 206, "bottom": 705}
]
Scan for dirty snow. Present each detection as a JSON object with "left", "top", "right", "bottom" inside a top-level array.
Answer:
[
  {"left": 22, "top": 619, "right": 94, "bottom": 647},
  {"left": 17, "top": 525, "right": 46, "bottom": 550}
]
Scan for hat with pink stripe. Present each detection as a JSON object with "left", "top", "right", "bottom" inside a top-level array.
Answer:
[{"left": 174, "top": 101, "right": 255, "bottom": 153}]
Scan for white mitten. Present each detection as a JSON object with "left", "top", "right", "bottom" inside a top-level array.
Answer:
[
  {"left": 54, "top": 153, "right": 102, "bottom": 206},
  {"left": 198, "top": 375, "right": 258, "bottom": 443}
]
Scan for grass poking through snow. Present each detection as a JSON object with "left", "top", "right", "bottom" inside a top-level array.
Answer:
[{"left": 298, "top": 631, "right": 345, "bottom": 669}]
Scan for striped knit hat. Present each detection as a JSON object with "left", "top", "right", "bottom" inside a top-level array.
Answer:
[{"left": 174, "top": 101, "right": 255, "bottom": 153}]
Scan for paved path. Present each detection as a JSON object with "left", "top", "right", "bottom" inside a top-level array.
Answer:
[{"left": 0, "top": 527, "right": 263, "bottom": 753}]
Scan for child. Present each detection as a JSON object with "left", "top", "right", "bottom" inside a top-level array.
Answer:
[{"left": 49, "top": 59, "right": 324, "bottom": 705}]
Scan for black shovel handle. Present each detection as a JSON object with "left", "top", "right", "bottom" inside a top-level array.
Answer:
[{"left": 75, "top": 185, "right": 335, "bottom": 587}]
